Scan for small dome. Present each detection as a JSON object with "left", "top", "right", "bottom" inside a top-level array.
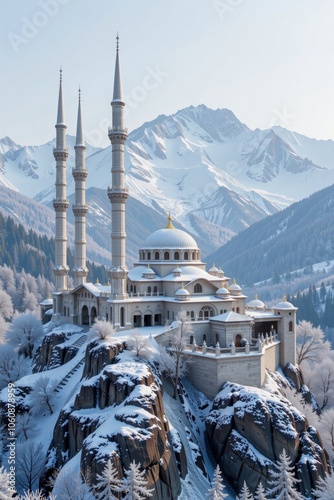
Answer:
[
  {"left": 209, "top": 263, "right": 219, "bottom": 274},
  {"left": 229, "top": 278, "right": 242, "bottom": 291},
  {"left": 216, "top": 287, "right": 230, "bottom": 298},
  {"left": 247, "top": 295, "right": 265, "bottom": 309},
  {"left": 175, "top": 284, "right": 190, "bottom": 301},
  {"left": 274, "top": 295, "right": 295, "bottom": 310},
  {"left": 142, "top": 265, "right": 156, "bottom": 279},
  {"left": 173, "top": 266, "right": 182, "bottom": 275}
]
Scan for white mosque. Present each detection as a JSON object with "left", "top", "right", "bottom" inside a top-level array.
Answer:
[{"left": 45, "top": 37, "right": 297, "bottom": 398}]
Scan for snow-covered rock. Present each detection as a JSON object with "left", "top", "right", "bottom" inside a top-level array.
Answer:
[{"left": 205, "top": 382, "right": 328, "bottom": 497}]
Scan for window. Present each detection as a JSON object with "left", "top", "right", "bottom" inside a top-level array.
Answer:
[
  {"left": 147, "top": 286, "right": 151, "bottom": 294},
  {"left": 203, "top": 334, "right": 207, "bottom": 342},
  {"left": 147, "top": 251, "right": 151, "bottom": 260},
  {"left": 289, "top": 321, "right": 293, "bottom": 332},
  {"left": 155, "top": 251, "right": 159, "bottom": 260},
  {"left": 192, "top": 251, "right": 195, "bottom": 260},
  {"left": 184, "top": 251, "right": 189, "bottom": 260},
  {"left": 236, "top": 307, "right": 240, "bottom": 313},
  {"left": 191, "top": 311, "right": 195, "bottom": 321},
  {"left": 120, "top": 307, "right": 125, "bottom": 327},
  {"left": 190, "top": 335, "right": 194, "bottom": 344},
  {"left": 194, "top": 283, "right": 202, "bottom": 294},
  {"left": 164, "top": 251, "right": 170, "bottom": 260},
  {"left": 174, "top": 251, "right": 180, "bottom": 260},
  {"left": 153, "top": 286, "right": 158, "bottom": 294}
]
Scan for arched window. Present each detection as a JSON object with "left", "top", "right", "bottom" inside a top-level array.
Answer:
[
  {"left": 199, "top": 306, "right": 215, "bottom": 319},
  {"left": 174, "top": 251, "right": 180, "bottom": 260},
  {"left": 147, "top": 286, "right": 152, "bottom": 294},
  {"left": 220, "top": 309, "right": 223, "bottom": 314},
  {"left": 289, "top": 321, "right": 293, "bottom": 332},
  {"left": 216, "top": 333, "right": 219, "bottom": 343},
  {"left": 190, "top": 335, "right": 194, "bottom": 344},
  {"left": 236, "top": 307, "right": 240, "bottom": 313},
  {"left": 192, "top": 251, "right": 195, "bottom": 260},
  {"left": 194, "top": 283, "right": 202, "bottom": 293},
  {"left": 184, "top": 251, "right": 189, "bottom": 260},
  {"left": 110, "top": 307, "right": 113, "bottom": 322},
  {"left": 120, "top": 307, "right": 125, "bottom": 327},
  {"left": 164, "top": 251, "right": 170, "bottom": 260},
  {"left": 147, "top": 251, "right": 151, "bottom": 260},
  {"left": 63, "top": 306, "right": 66, "bottom": 316},
  {"left": 153, "top": 286, "right": 158, "bottom": 294},
  {"left": 191, "top": 311, "right": 195, "bottom": 321},
  {"left": 155, "top": 251, "right": 159, "bottom": 260},
  {"left": 203, "top": 334, "right": 207, "bottom": 342},
  {"left": 133, "top": 285, "right": 137, "bottom": 294}
]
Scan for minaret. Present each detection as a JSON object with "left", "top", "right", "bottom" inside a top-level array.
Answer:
[
  {"left": 108, "top": 35, "right": 129, "bottom": 299},
  {"left": 53, "top": 69, "right": 69, "bottom": 292},
  {"left": 72, "top": 88, "right": 89, "bottom": 287}
]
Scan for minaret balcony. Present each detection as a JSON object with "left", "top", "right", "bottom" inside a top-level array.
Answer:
[
  {"left": 53, "top": 147, "right": 69, "bottom": 159},
  {"left": 72, "top": 204, "right": 88, "bottom": 215},
  {"left": 72, "top": 168, "right": 88, "bottom": 178},
  {"left": 53, "top": 198, "right": 70, "bottom": 210},
  {"left": 108, "top": 126, "right": 128, "bottom": 143},
  {"left": 107, "top": 186, "right": 129, "bottom": 202}
]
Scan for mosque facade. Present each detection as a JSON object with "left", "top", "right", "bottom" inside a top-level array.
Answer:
[{"left": 45, "top": 38, "right": 297, "bottom": 397}]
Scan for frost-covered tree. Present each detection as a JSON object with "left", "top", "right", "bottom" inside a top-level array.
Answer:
[
  {"left": 0, "top": 264, "right": 16, "bottom": 295},
  {"left": 126, "top": 330, "right": 151, "bottom": 358},
  {"left": 89, "top": 318, "right": 115, "bottom": 340},
  {"left": 0, "top": 465, "right": 16, "bottom": 498},
  {"left": 158, "top": 311, "right": 192, "bottom": 399},
  {"left": 30, "top": 376, "right": 58, "bottom": 415},
  {"left": 16, "top": 441, "right": 45, "bottom": 493},
  {"left": 18, "top": 491, "right": 56, "bottom": 499},
  {"left": 266, "top": 449, "right": 300, "bottom": 499},
  {"left": 254, "top": 482, "right": 266, "bottom": 500},
  {"left": 0, "top": 344, "right": 29, "bottom": 389},
  {"left": 51, "top": 467, "right": 94, "bottom": 499},
  {"left": 120, "top": 461, "right": 153, "bottom": 499},
  {"left": 236, "top": 481, "right": 253, "bottom": 500},
  {"left": 0, "top": 316, "right": 8, "bottom": 342},
  {"left": 313, "top": 471, "right": 334, "bottom": 498},
  {"left": 0, "top": 289, "right": 14, "bottom": 319},
  {"left": 296, "top": 321, "right": 331, "bottom": 366},
  {"left": 305, "top": 357, "right": 334, "bottom": 411},
  {"left": 283, "top": 386, "right": 320, "bottom": 429},
  {"left": 207, "top": 464, "right": 228, "bottom": 499},
  {"left": 317, "top": 408, "right": 334, "bottom": 465},
  {"left": 6, "top": 312, "right": 43, "bottom": 358},
  {"left": 95, "top": 455, "right": 121, "bottom": 499}
]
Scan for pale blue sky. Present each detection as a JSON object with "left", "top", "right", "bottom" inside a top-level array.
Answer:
[{"left": 1, "top": 0, "right": 334, "bottom": 147}]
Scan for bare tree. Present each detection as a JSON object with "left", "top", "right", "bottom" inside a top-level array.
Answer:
[
  {"left": 158, "top": 311, "right": 192, "bottom": 399},
  {"left": 126, "top": 330, "right": 151, "bottom": 358},
  {"left": 296, "top": 320, "right": 331, "bottom": 366},
  {"left": 30, "top": 376, "right": 59, "bottom": 415},
  {"left": 89, "top": 319, "right": 115, "bottom": 341},
  {"left": 16, "top": 413, "right": 36, "bottom": 441},
  {"left": 6, "top": 312, "right": 43, "bottom": 358},
  {"left": 0, "top": 289, "right": 14, "bottom": 319},
  {"left": 317, "top": 408, "right": 334, "bottom": 465},
  {"left": 16, "top": 441, "right": 45, "bottom": 493}
]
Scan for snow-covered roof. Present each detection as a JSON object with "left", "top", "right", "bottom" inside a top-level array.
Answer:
[
  {"left": 141, "top": 227, "right": 199, "bottom": 250},
  {"left": 210, "top": 311, "right": 253, "bottom": 323},
  {"left": 71, "top": 282, "right": 110, "bottom": 297},
  {"left": 40, "top": 298, "right": 53, "bottom": 306},
  {"left": 273, "top": 296, "right": 296, "bottom": 310}
]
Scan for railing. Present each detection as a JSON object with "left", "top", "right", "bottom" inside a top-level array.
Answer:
[{"left": 128, "top": 291, "right": 165, "bottom": 297}]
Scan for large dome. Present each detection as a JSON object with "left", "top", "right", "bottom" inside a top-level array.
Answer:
[{"left": 142, "top": 227, "right": 199, "bottom": 250}]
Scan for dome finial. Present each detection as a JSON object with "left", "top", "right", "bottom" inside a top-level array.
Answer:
[
  {"left": 283, "top": 294, "right": 287, "bottom": 302},
  {"left": 165, "top": 211, "right": 174, "bottom": 229}
]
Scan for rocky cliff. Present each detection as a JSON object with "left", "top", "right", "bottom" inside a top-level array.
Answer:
[
  {"left": 205, "top": 381, "right": 329, "bottom": 497},
  {"left": 42, "top": 338, "right": 186, "bottom": 499}
]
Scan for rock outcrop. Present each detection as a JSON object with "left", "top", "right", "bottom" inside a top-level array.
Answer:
[
  {"left": 206, "top": 382, "right": 329, "bottom": 497},
  {"left": 42, "top": 339, "right": 186, "bottom": 500}
]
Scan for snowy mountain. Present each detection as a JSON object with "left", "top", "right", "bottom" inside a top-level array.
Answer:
[{"left": 2, "top": 105, "right": 334, "bottom": 252}]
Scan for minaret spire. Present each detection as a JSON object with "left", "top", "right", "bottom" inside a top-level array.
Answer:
[
  {"left": 108, "top": 35, "right": 129, "bottom": 302},
  {"left": 53, "top": 69, "right": 69, "bottom": 303},
  {"left": 72, "top": 88, "right": 88, "bottom": 288}
]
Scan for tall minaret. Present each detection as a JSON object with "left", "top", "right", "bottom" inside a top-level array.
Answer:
[
  {"left": 72, "top": 88, "right": 89, "bottom": 287},
  {"left": 53, "top": 69, "right": 69, "bottom": 292},
  {"left": 108, "top": 35, "right": 129, "bottom": 299}
]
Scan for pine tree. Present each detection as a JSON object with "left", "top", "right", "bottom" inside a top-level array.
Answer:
[
  {"left": 207, "top": 464, "right": 228, "bottom": 499},
  {"left": 254, "top": 482, "right": 266, "bottom": 500},
  {"left": 266, "top": 449, "right": 300, "bottom": 499},
  {"left": 236, "top": 481, "right": 254, "bottom": 500},
  {"left": 0, "top": 465, "right": 15, "bottom": 498},
  {"left": 313, "top": 471, "right": 334, "bottom": 499},
  {"left": 95, "top": 456, "right": 122, "bottom": 500},
  {"left": 120, "top": 461, "right": 153, "bottom": 499}
]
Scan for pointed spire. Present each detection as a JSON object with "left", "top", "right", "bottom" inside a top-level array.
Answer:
[
  {"left": 112, "top": 34, "right": 123, "bottom": 102},
  {"left": 56, "top": 67, "right": 66, "bottom": 126},
  {"left": 75, "top": 87, "right": 85, "bottom": 147},
  {"left": 165, "top": 211, "right": 175, "bottom": 229}
]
